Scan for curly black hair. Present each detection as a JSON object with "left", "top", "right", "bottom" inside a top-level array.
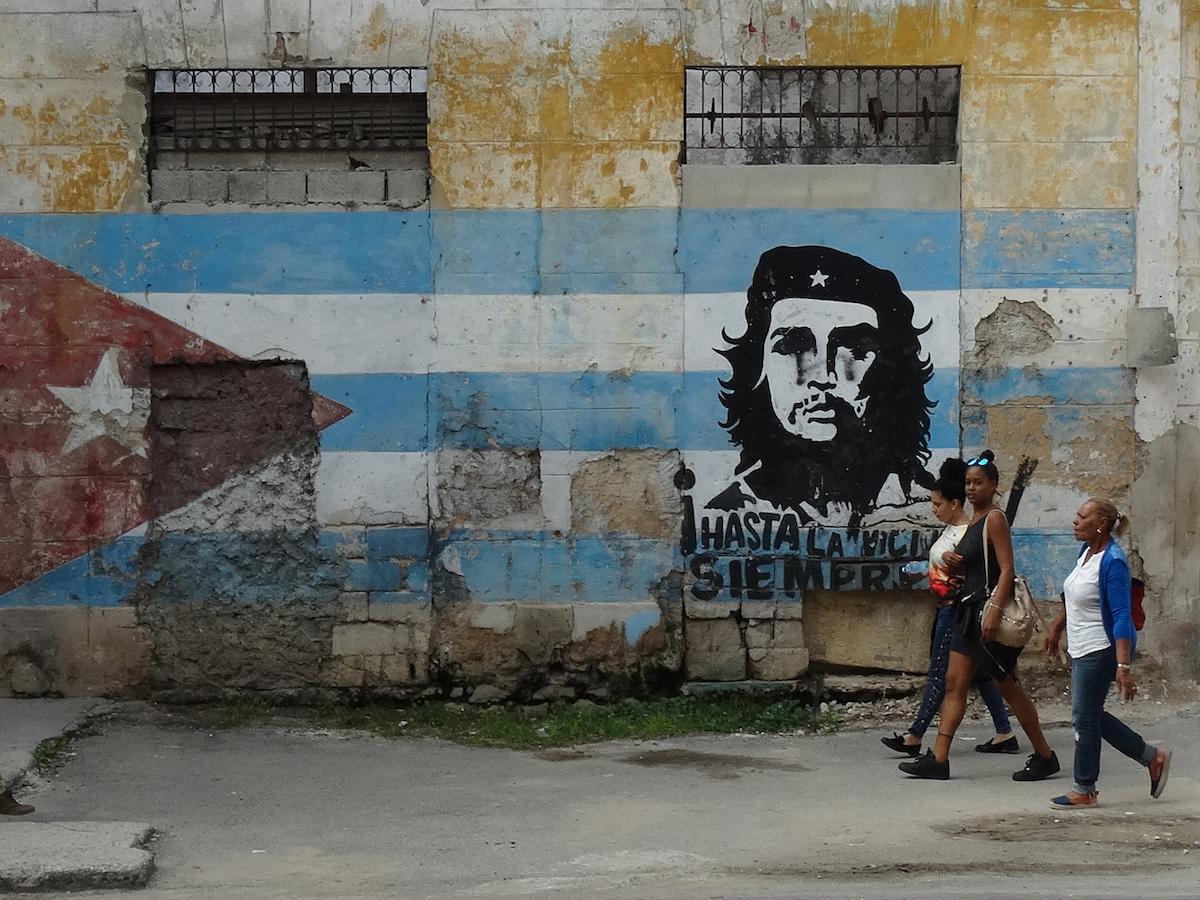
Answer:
[{"left": 933, "top": 457, "right": 968, "bottom": 504}]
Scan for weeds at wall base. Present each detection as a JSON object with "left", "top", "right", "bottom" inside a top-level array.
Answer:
[{"left": 205, "top": 695, "right": 841, "bottom": 749}]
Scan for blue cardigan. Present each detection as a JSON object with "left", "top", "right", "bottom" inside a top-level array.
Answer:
[{"left": 1079, "top": 539, "right": 1136, "bottom": 652}]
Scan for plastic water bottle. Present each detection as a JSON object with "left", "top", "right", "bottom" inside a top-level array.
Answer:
[{"left": 900, "top": 561, "right": 929, "bottom": 588}]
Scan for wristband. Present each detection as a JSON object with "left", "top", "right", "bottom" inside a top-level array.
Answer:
[{"left": 1117, "top": 663, "right": 1132, "bottom": 670}]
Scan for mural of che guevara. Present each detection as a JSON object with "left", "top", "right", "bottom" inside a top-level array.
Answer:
[{"left": 707, "top": 245, "right": 937, "bottom": 527}]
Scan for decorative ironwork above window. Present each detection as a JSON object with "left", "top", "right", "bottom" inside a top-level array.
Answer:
[
  {"left": 684, "top": 66, "right": 960, "bottom": 165},
  {"left": 150, "top": 68, "right": 427, "bottom": 153}
]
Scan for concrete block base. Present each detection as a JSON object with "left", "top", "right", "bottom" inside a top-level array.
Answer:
[
  {"left": 0, "top": 823, "right": 155, "bottom": 891},
  {"left": 0, "top": 608, "right": 149, "bottom": 697}
]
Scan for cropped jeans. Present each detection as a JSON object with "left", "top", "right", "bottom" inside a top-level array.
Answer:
[
  {"left": 1071, "top": 644, "right": 1157, "bottom": 795},
  {"left": 910, "top": 604, "right": 1012, "bottom": 739}
]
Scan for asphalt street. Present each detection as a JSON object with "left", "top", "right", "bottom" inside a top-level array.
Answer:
[{"left": 12, "top": 698, "right": 1200, "bottom": 899}]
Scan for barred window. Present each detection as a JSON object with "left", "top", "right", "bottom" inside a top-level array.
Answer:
[
  {"left": 684, "top": 66, "right": 960, "bottom": 165},
  {"left": 147, "top": 68, "right": 429, "bottom": 208},
  {"left": 150, "top": 67, "right": 428, "bottom": 153}
]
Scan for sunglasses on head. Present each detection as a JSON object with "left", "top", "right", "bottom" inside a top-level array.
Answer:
[{"left": 965, "top": 456, "right": 990, "bottom": 467}]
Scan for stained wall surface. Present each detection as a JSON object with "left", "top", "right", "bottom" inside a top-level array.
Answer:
[{"left": 1, "top": 0, "right": 1195, "bottom": 698}]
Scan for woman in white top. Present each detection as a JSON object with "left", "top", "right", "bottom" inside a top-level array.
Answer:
[{"left": 1043, "top": 498, "right": 1172, "bottom": 809}]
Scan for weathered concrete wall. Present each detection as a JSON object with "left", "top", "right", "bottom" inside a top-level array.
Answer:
[{"left": 1, "top": 0, "right": 1197, "bottom": 698}]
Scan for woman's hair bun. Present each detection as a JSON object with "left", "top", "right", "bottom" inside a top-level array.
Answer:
[
  {"left": 938, "top": 457, "right": 967, "bottom": 481},
  {"left": 978, "top": 449, "right": 995, "bottom": 464}
]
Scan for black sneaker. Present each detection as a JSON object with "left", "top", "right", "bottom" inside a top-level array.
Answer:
[
  {"left": 881, "top": 732, "right": 922, "bottom": 757},
  {"left": 1012, "top": 750, "right": 1060, "bottom": 781},
  {"left": 899, "top": 750, "right": 949, "bottom": 780},
  {"left": 975, "top": 736, "right": 1020, "bottom": 754}
]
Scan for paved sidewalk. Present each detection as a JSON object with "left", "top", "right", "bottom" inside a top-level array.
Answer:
[
  {"left": 0, "top": 698, "right": 100, "bottom": 789},
  {"left": 0, "top": 699, "right": 155, "bottom": 891}
]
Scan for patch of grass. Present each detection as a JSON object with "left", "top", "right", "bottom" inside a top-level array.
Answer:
[
  {"left": 31, "top": 732, "right": 76, "bottom": 774},
  {"left": 216, "top": 696, "right": 272, "bottom": 729},
  {"left": 290, "top": 695, "right": 834, "bottom": 749}
]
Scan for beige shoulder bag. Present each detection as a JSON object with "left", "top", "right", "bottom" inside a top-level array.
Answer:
[{"left": 981, "top": 509, "right": 1042, "bottom": 648}]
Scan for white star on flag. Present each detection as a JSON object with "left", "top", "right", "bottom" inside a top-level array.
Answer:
[
  {"left": 810, "top": 269, "right": 829, "bottom": 288},
  {"left": 47, "top": 348, "right": 150, "bottom": 457}
]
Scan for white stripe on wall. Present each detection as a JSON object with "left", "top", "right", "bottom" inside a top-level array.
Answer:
[
  {"left": 316, "top": 451, "right": 429, "bottom": 526},
  {"left": 123, "top": 292, "right": 685, "bottom": 375},
  {"left": 124, "top": 289, "right": 987, "bottom": 376}
]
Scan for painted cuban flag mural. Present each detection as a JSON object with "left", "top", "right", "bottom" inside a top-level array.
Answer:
[
  {"left": 0, "top": 203, "right": 958, "bottom": 614},
  {"left": 0, "top": 235, "right": 350, "bottom": 605}
]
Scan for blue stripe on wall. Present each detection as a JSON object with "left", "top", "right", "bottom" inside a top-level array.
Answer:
[
  {"left": 311, "top": 373, "right": 430, "bottom": 452},
  {"left": 0, "top": 538, "right": 140, "bottom": 608},
  {"left": 2, "top": 208, "right": 1134, "bottom": 294},
  {"left": 0, "top": 212, "right": 432, "bottom": 294},
  {"left": 1013, "top": 532, "right": 1084, "bottom": 599},
  {"left": 962, "top": 210, "right": 1135, "bottom": 289},
  {"left": 314, "top": 369, "right": 963, "bottom": 452},
  {"left": 540, "top": 209, "right": 683, "bottom": 294},
  {"left": 678, "top": 208, "right": 961, "bottom": 292},
  {"left": 439, "top": 535, "right": 681, "bottom": 603},
  {"left": 962, "top": 366, "right": 1133, "bottom": 406},
  {"left": 431, "top": 210, "right": 540, "bottom": 294},
  {"left": 1, "top": 527, "right": 1083, "bottom": 608},
  {"left": 3, "top": 208, "right": 959, "bottom": 295}
]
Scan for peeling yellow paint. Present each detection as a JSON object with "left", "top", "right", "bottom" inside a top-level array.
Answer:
[
  {"left": 1011, "top": 0, "right": 1134, "bottom": 9},
  {"left": 570, "top": 73, "right": 681, "bottom": 143},
  {"left": 539, "top": 142, "right": 678, "bottom": 208},
  {"left": 591, "top": 23, "right": 683, "bottom": 75},
  {"left": 431, "top": 22, "right": 542, "bottom": 79},
  {"left": 1185, "top": 1, "right": 1200, "bottom": 79},
  {"left": 2, "top": 92, "right": 127, "bottom": 148},
  {"left": 360, "top": 2, "right": 390, "bottom": 52},
  {"left": 804, "top": 0, "right": 975, "bottom": 67},
  {"left": 970, "top": 5, "right": 1137, "bottom": 75},
  {"left": 1, "top": 142, "right": 135, "bottom": 212},
  {"left": 961, "top": 75, "right": 1137, "bottom": 144},
  {"left": 431, "top": 76, "right": 543, "bottom": 143},
  {"left": 430, "top": 142, "right": 539, "bottom": 209},
  {"left": 13, "top": 148, "right": 38, "bottom": 179},
  {"left": 45, "top": 145, "right": 133, "bottom": 212},
  {"left": 962, "top": 139, "right": 1135, "bottom": 208},
  {"left": 429, "top": 22, "right": 682, "bottom": 208}
]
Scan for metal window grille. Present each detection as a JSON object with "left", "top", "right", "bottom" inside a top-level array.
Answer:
[
  {"left": 150, "top": 68, "right": 428, "bottom": 152},
  {"left": 684, "top": 66, "right": 960, "bottom": 165}
]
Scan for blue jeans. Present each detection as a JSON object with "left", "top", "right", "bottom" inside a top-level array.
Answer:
[
  {"left": 910, "top": 604, "right": 1012, "bottom": 739},
  {"left": 1071, "top": 645, "right": 1157, "bottom": 794}
]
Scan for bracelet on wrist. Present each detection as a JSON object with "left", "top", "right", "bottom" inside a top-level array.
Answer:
[{"left": 1117, "top": 663, "right": 1132, "bottom": 670}]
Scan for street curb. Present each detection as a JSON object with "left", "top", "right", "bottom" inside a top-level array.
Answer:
[{"left": 0, "top": 822, "right": 156, "bottom": 892}]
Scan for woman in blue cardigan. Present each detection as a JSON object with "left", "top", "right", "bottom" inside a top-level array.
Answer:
[{"left": 1043, "top": 498, "right": 1172, "bottom": 809}]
